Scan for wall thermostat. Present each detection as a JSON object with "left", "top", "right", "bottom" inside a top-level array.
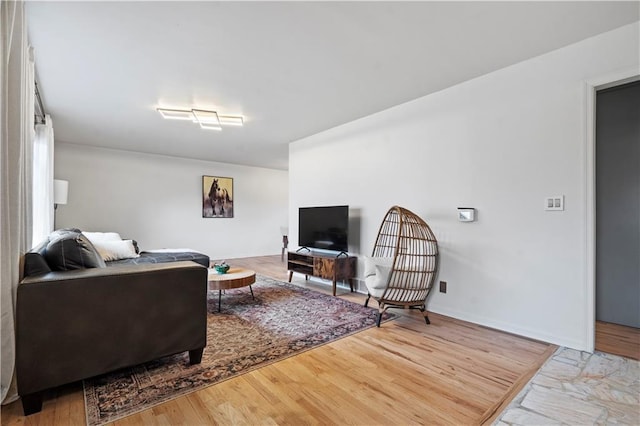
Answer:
[{"left": 457, "top": 207, "right": 476, "bottom": 222}]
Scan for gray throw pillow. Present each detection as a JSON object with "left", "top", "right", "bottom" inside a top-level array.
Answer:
[{"left": 44, "top": 230, "right": 106, "bottom": 271}]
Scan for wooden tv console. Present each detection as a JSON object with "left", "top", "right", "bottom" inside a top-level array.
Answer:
[{"left": 287, "top": 251, "right": 357, "bottom": 296}]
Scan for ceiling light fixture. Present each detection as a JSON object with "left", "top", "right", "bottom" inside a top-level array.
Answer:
[
  {"left": 156, "top": 107, "right": 243, "bottom": 131},
  {"left": 192, "top": 109, "right": 221, "bottom": 130},
  {"left": 219, "top": 115, "right": 244, "bottom": 126},
  {"left": 157, "top": 108, "right": 195, "bottom": 121},
  {"left": 199, "top": 123, "right": 223, "bottom": 131}
]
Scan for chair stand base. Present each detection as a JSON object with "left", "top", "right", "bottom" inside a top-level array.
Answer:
[
  {"left": 372, "top": 302, "right": 431, "bottom": 327},
  {"left": 417, "top": 306, "right": 430, "bottom": 324}
]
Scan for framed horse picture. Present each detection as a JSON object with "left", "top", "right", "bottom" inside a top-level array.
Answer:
[{"left": 202, "top": 175, "right": 234, "bottom": 218}]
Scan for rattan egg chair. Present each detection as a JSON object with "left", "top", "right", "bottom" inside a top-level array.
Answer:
[{"left": 364, "top": 206, "right": 439, "bottom": 326}]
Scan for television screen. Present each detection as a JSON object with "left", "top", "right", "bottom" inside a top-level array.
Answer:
[{"left": 298, "top": 205, "right": 349, "bottom": 252}]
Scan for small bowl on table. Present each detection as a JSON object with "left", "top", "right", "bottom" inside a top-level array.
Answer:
[{"left": 214, "top": 263, "right": 230, "bottom": 274}]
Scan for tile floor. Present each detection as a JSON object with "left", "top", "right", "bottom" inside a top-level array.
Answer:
[{"left": 495, "top": 347, "right": 639, "bottom": 425}]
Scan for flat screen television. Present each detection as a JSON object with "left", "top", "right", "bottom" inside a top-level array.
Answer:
[{"left": 298, "top": 205, "right": 349, "bottom": 252}]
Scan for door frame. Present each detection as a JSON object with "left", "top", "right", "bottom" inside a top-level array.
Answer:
[{"left": 584, "top": 68, "right": 639, "bottom": 352}]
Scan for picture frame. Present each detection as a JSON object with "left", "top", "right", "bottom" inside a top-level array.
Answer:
[{"left": 202, "top": 175, "right": 234, "bottom": 218}]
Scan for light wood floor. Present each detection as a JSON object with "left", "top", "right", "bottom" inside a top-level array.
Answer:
[
  {"left": 595, "top": 321, "right": 640, "bottom": 360},
  {"left": 2, "top": 255, "right": 557, "bottom": 426}
]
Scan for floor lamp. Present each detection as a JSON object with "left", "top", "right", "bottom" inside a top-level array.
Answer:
[{"left": 53, "top": 179, "right": 68, "bottom": 229}]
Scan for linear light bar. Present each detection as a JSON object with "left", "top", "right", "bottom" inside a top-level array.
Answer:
[
  {"left": 219, "top": 115, "right": 244, "bottom": 126},
  {"left": 199, "top": 122, "right": 222, "bottom": 131},
  {"left": 156, "top": 108, "right": 195, "bottom": 121},
  {"left": 192, "top": 110, "right": 221, "bottom": 130}
]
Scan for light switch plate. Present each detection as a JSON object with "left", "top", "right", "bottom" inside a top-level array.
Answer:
[{"left": 545, "top": 196, "right": 564, "bottom": 211}]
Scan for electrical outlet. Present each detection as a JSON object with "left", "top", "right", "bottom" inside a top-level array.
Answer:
[{"left": 439, "top": 281, "right": 447, "bottom": 293}]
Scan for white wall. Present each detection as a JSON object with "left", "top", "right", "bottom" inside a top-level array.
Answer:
[
  {"left": 55, "top": 143, "right": 288, "bottom": 260},
  {"left": 289, "top": 23, "right": 640, "bottom": 350}
]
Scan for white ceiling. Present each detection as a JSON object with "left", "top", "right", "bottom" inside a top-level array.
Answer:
[{"left": 27, "top": 1, "right": 639, "bottom": 170}]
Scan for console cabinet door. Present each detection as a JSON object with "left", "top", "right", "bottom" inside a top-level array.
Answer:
[
  {"left": 335, "top": 257, "right": 356, "bottom": 281},
  {"left": 314, "top": 258, "right": 335, "bottom": 280}
]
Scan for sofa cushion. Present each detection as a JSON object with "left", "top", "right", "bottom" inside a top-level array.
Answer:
[
  {"left": 44, "top": 231, "right": 106, "bottom": 271},
  {"left": 23, "top": 239, "right": 52, "bottom": 277},
  {"left": 49, "top": 228, "right": 83, "bottom": 239},
  {"left": 107, "top": 251, "right": 210, "bottom": 268}
]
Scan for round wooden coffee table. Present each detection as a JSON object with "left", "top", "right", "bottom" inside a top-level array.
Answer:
[{"left": 207, "top": 267, "right": 256, "bottom": 312}]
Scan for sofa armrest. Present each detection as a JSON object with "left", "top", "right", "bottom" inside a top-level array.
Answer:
[{"left": 16, "top": 261, "right": 208, "bottom": 396}]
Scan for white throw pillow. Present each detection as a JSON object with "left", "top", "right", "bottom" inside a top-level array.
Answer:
[
  {"left": 92, "top": 239, "right": 139, "bottom": 261},
  {"left": 83, "top": 231, "right": 123, "bottom": 244},
  {"left": 363, "top": 257, "right": 393, "bottom": 296},
  {"left": 363, "top": 256, "right": 394, "bottom": 278},
  {"left": 371, "top": 263, "right": 392, "bottom": 290}
]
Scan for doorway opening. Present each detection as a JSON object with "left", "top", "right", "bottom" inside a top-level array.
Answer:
[{"left": 594, "top": 79, "right": 640, "bottom": 360}]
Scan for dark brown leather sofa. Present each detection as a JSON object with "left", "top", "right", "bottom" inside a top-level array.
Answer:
[{"left": 16, "top": 230, "right": 208, "bottom": 415}]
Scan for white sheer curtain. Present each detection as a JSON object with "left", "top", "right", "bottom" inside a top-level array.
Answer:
[
  {"left": 1, "top": 0, "right": 35, "bottom": 404},
  {"left": 32, "top": 115, "right": 54, "bottom": 245}
]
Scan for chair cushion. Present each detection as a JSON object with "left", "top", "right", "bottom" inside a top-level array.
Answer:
[
  {"left": 363, "top": 257, "right": 393, "bottom": 296},
  {"left": 363, "top": 256, "right": 393, "bottom": 277},
  {"left": 365, "top": 275, "right": 385, "bottom": 298}
]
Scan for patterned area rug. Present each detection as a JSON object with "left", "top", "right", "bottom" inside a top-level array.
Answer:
[{"left": 84, "top": 276, "right": 393, "bottom": 425}]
